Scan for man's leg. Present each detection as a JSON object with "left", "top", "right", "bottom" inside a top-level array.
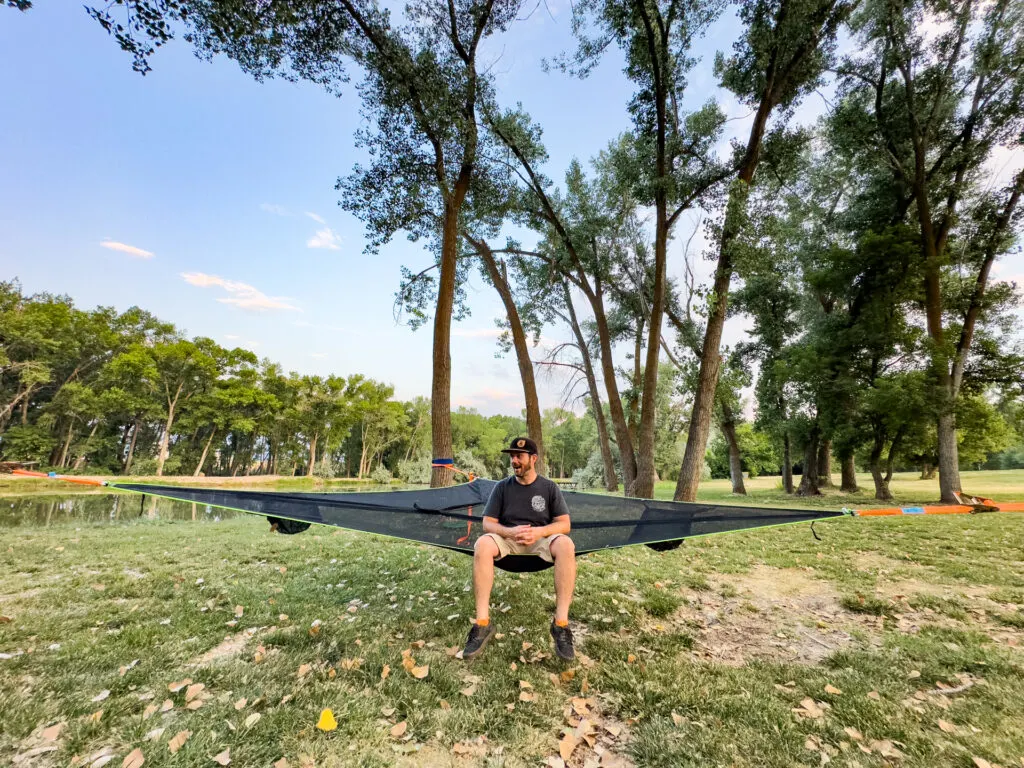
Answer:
[
  {"left": 473, "top": 535, "right": 501, "bottom": 622},
  {"left": 464, "top": 536, "right": 501, "bottom": 660},
  {"left": 550, "top": 536, "right": 576, "bottom": 623}
]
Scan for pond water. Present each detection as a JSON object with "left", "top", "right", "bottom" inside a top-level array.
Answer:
[
  {"left": 1, "top": 484, "right": 405, "bottom": 528},
  {"left": 0, "top": 493, "right": 243, "bottom": 528}
]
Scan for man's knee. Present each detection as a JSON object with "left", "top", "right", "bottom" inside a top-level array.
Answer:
[
  {"left": 474, "top": 535, "right": 500, "bottom": 559},
  {"left": 550, "top": 535, "right": 575, "bottom": 559}
]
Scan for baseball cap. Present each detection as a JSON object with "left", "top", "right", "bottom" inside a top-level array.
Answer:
[{"left": 500, "top": 437, "right": 538, "bottom": 455}]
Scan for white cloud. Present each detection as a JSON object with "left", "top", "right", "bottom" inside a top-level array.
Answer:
[
  {"left": 306, "top": 212, "right": 327, "bottom": 225},
  {"left": 101, "top": 240, "right": 154, "bottom": 259},
  {"left": 307, "top": 227, "right": 342, "bottom": 250},
  {"left": 180, "top": 272, "right": 300, "bottom": 312},
  {"left": 311, "top": 352, "right": 328, "bottom": 359},
  {"left": 224, "top": 334, "right": 241, "bottom": 340},
  {"left": 260, "top": 203, "right": 291, "bottom": 216}
]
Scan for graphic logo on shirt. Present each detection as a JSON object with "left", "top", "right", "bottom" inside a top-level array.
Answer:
[{"left": 531, "top": 495, "right": 546, "bottom": 513}]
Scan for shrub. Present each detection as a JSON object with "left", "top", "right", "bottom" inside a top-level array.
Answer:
[
  {"left": 397, "top": 459, "right": 431, "bottom": 484},
  {"left": 369, "top": 465, "right": 393, "bottom": 485}
]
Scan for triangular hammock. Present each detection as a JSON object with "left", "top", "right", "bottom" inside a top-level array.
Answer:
[{"left": 105, "top": 478, "right": 846, "bottom": 572}]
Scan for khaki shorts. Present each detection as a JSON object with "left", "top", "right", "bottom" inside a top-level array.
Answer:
[{"left": 481, "top": 532, "right": 567, "bottom": 563}]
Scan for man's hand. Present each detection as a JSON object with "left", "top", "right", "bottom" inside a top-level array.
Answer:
[{"left": 514, "top": 526, "right": 539, "bottom": 546}]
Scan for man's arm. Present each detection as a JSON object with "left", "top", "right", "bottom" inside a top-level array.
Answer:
[{"left": 482, "top": 515, "right": 525, "bottom": 539}]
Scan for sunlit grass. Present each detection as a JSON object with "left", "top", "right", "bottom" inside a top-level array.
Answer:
[{"left": 2, "top": 502, "right": 1022, "bottom": 766}]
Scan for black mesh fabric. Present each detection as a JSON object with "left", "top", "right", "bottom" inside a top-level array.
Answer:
[{"left": 112, "top": 480, "right": 845, "bottom": 572}]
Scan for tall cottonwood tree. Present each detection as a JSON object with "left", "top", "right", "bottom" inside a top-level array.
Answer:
[
  {"left": 561, "top": 0, "right": 732, "bottom": 496},
  {"left": 837, "top": 0, "right": 1024, "bottom": 501},
  {"left": 675, "top": 0, "right": 857, "bottom": 501}
]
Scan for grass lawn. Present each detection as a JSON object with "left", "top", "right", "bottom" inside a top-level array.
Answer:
[{"left": 1, "top": 482, "right": 1023, "bottom": 766}]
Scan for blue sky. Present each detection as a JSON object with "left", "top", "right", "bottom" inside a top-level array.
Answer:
[{"left": 1, "top": 3, "right": 1021, "bottom": 416}]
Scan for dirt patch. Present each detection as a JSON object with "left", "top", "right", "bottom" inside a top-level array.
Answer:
[
  {"left": 669, "top": 566, "right": 854, "bottom": 666},
  {"left": 189, "top": 627, "right": 265, "bottom": 665},
  {"left": 0, "top": 587, "right": 43, "bottom": 604}
]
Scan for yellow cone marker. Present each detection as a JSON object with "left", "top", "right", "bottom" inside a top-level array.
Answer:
[{"left": 317, "top": 708, "right": 338, "bottom": 732}]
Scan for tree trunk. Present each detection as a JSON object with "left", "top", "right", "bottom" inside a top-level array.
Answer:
[
  {"left": 840, "top": 452, "right": 858, "bottom": 493},
  {"left": 56, "top": 421, "right": 75, "bottom": 469},
  {"left": 936, "top": 410, "right": 961, "bottom": 502},
  {"left": 868, "top": 431, "right": 892, "bottom": 500},
  {"left": 72, "top": 421, "right": 101, "bottom": 469},
  {"left": 719, "top": 402, "right": 746, "bottom": 495},
  {"left": 628, "top": 319, "right": 643, "bottom": 448},
  {"left": 816, "top": 439, "right": 833, "bottom": 488},
  {"left": 479, "top": 247, "right": 546, "bottom": 473},
  {"left": 20, "top": 395, "right": 28, "bottom": 425},
  {"left": 920, "top": 462, "right": 935, "bottom": 480},
  {"left": 563, "top": 283, "right": 618, "bottom": 492},
  {"left": 307, "top": 432, "right": 318, "bottom": 477},
  {"left": 194, "top": 429, "right": 217, "bottom": 476},
  {"left": 675, "top": 96, "right": 774, "bottom": 502},
  {"left": 155, "top": 402, "right": 177, "bottom": 477},
  {"left": 591, "top": 291, "right": 639, "bottom": 492},
  {"left": 123, "top": 419, "right": 140, "bottom": 474},
  {"left": 782, "top": 432, "right": 794, "bottom": 494},
  {"left": 796, "top": 425, "right": 821, "bottom": 496},
  {"left": 430, "top": 200, "right": 461, "bottom": 488}
]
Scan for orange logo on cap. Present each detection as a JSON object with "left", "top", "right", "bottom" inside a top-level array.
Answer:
[{"left": 516, "top": 439, "right": 526, "bottom": 448}]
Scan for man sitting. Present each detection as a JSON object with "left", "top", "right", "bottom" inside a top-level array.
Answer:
[{"left": 462, "top": 437, "right": 576, "bottom": 661}]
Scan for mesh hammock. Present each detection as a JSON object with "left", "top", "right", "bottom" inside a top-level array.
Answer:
[{"left": 112, "top": 479, "right": 845, "bottom": 573}]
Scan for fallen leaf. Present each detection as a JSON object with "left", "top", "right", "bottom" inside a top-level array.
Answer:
[
  {"left": 843, "top": 727, "right": 863, "bottom": 742},
  {"left": 559, "top": 732, "right": 579, "bottom": 762},
  {"left": 439, "top": 700, "right": 451, "bottom": 711},
  {"left": 381, "top": 707, "right": 396, "bottom": 716},
  {"left": 122, "top": 747, "right": 144, "bottom": 768},
  {"left": 233, "top": 698, "right": 247, "bottom": 711},
  {"left": 460, "top": 684, "right": 477, "bottom": 697},
  {"left": 390, "top": 721, "right": 408, "bottom": 738},
  {"left": 794, "top": 698, "right": 825, "bottom": 719},
  {"left": 308, "top": 620, "right": 322, "bottom": 637},
  {"left": 867, "top": 691, "right": 881, "bottom": 700},
  {"left": 671, "top": 712, "right": 685, "bottom": 726},
  {"left": 253, "top": 647, "right": 266, "bottom": 664},
  {"left": 316, "top": 709, "right": 337, "bottom": 732},
  {"left": 168, "top": 679, "right": 192, "bottom": 693},
  {"left": 411, "top": 665, "right": 429, "bottom": 679},
  {"left": 522, "top": 642, "right": 533, "bottom": 651},
  {"left": 519, "top": 691, "right": 536, "bottom": 702},
  {"left": 519, "top": 680, "right": 533, "bottom": 690},
  {"left": 184, "top": 683, "right": 205, "bottom": 702},
  {"left": 824, "top": 684, "right": 843, "bottom": 695},
  {"left": 380, "top": 664, "right": 390, "bottom": 680},
  {"left": 41, "top": 722, "right": 64, "bottom": 741},
  {"left": 244, "top": 713, "right": 261, "bottom": 728},
  {"left": 160, "top": 699, "right": 174, "bottom": 713},
  {"left": 185, "top": 700, "right": 204, "bottom": 711},
  {"left": 168, "top": 731, "right": 191, "bottom": 754},
  {"left": 0, "top": 615, "right": 11, "bottom": 623},
  {"left": 279, "top": 566, "right": 287, "bottom": 574},
  {"left": 340, "top": 658, "right": 362, "bottom": 671},
  {"left": 92, "top": 583, "right": 106, "bottom": 591},
  {"left": 119, "top": 659, "right": 140, "bottom": 677},
  {"left": 545, "top": 756, "right": 565, "bottom": 768},
  {"left": 143, "top": 728, "right": 165, "bottom": 742},
  {"left": 869, "top": 740, "right": 904, "bottom": 759},
  {"left": 971, "top": 758, "right": 993, "bottom": 768},
  {"left": 412, "top": 640, "right": 425, "bottom": 649},
  {"left": 908, "top": 670, "right": 920, "bottom": 679},
  {"left": 297, "top": 664, "right": 312, "bottom": 678},
  {"left": 88, "top": 710, "right": 104, "bottom": 723},
  {"left": 273, "top": 760, "right": 289, "bottom": 768},
  {"left": 560, "top": 670, "right": 576, "bottom": 683},
  {"left": 938, "top": 719, "right": 956, "bottom": 733},
  {"left": 627, "top": 654, "right": 637, "bottom": 664},
  {"left": 212, "top": 748, "right": 231, "bottom": 765},
  {"left": 92, "top": 690, "right": 111, "bottom": 703},
  {"left": 234, "top": 606, "right": 244, "bottom": 617}
]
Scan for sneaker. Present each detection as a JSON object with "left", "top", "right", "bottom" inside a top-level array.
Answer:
[
  {"left": 462, "top": 622, "right": 496, "bottom": 660},
  {"left": 550, "top": 621, "right": 575, "bottom": 660}
]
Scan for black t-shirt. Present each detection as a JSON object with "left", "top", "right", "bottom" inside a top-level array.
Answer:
[{"left": 483, "top": 475, "right": 570, "bottom": 528}]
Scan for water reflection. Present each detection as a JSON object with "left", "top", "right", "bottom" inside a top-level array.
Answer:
[
  {"left": 0, "top": 493, "right": 242, "bottom": 527},
  {"left": 1, "top": 485, "right": 404, "bottom": 527}
]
